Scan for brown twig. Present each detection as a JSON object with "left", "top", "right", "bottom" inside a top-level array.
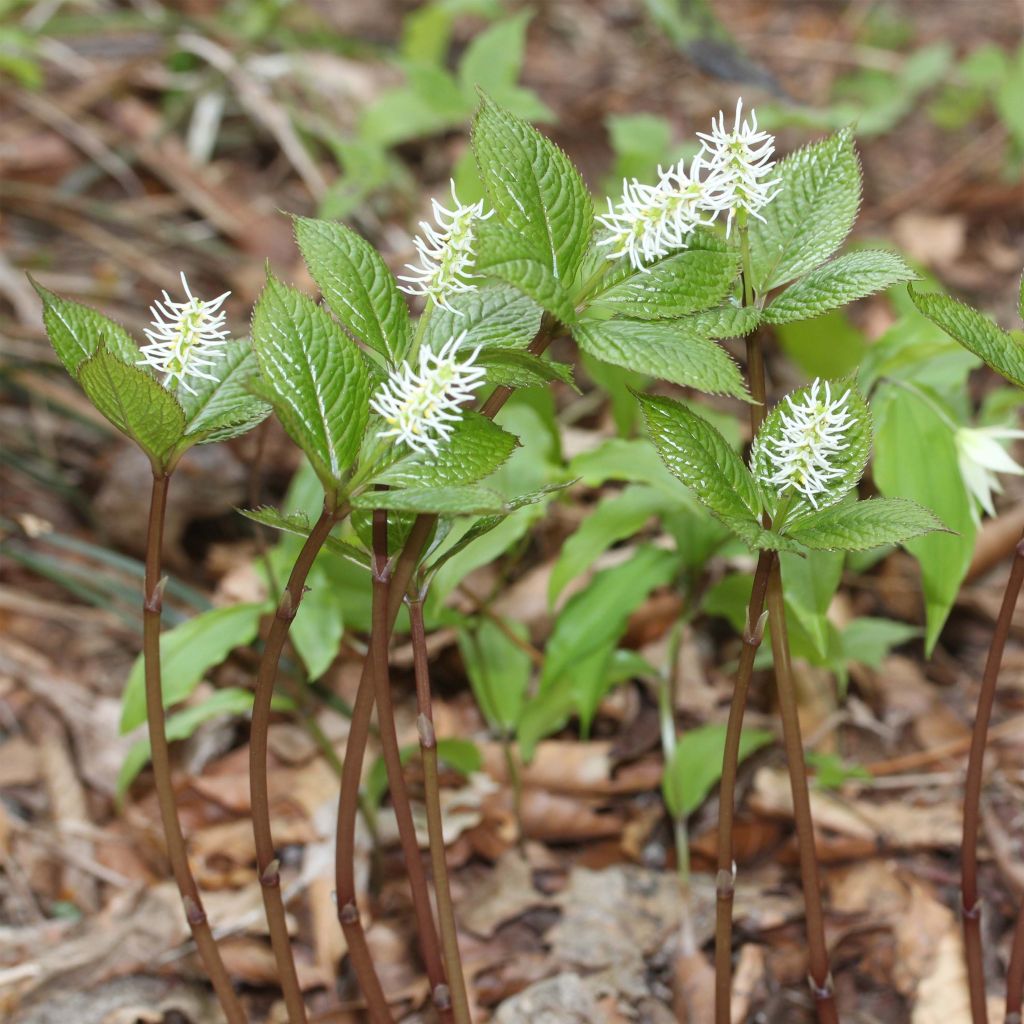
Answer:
[
  {"left": 144, "top": 473, "right": 247, "bottom": 1023},
  {"left": 963, "top": 533, "right": 1024, "bottom": 1024},
  {"left": 1006, "top": 902, "right": 1024, "bottom": 1021}
]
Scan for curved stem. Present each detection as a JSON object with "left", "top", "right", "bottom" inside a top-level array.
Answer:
[
  {"left": 144, "top": 473, "right": 248, "bottom": 1024},
  {"left": 963, "top": 533, "right": 1024, "bottom": 1024},
  {"left": 368, "top": 510, "right": 451, "bottom": 1019},
  {"left": 408, "top": 593, "right": 472, "bottom": 1024},
  {"left": 713, "top": 549, "right": 775, "bottom": 1024},
  {"left": 765, "top": 563, "right": 838, "bottom": 1024},
  {"left": 1006, "top": 902, "right": 1024, "bottom": 1021},
  {"left": 250, "top": 505, "right": 340, "bottom": 1024}
]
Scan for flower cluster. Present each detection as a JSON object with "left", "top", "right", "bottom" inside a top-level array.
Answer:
[
  {"left": 138, "top": 272, "right": 230, "bottom": 394},
  {"left": 398, "top": 182, "right": 493, "bottom": 312},
  {"left": 597, "top": 97, "right": 780, "bottom": 270},
  {"left": 955, "top": 425, "right": 1024, "bottom": 521},
  {"left": 754, "top": 378, "right": 853, "bottom": 510},
  {"left": 370, "top": 332, "right": 487, "bottom": 455}
]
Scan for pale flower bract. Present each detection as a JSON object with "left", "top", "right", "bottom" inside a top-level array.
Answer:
[
  {"left": 397, "top": 181, "right": 493, "bottom": 312},
  {"left": 138, "top": 272, "right": 230, "bottom": 394},
  {"left": 369, "top": 332, "right": 487, "bottom": 456},
  {"left": 955, "top": 425, "right": 1024, "bottom": 521}
]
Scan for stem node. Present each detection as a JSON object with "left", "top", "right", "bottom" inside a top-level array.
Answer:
[
  {"left": 433, "top": 984, "right": 452, "bottom": 1011},
  {"left": 417, "top": 713, "right": 436, "bottom": 750},
  {"left": 276, "top": 590, "right": 297, "bottom": 621},
  {"left": 182, "top": 894, "right": 207, "bottom": 926},
  {"left": 260, "top": 858, "right": 282, "bottom": 888},
  {"left": 808, "top": 972, "right": 835, "bottom": 1001},
  {"left": 144, "top": 576, "right": 167, "bottom": 613},
  {"left": 339, "top": 900, "right": 360, "bottom": 926},
  {"left": 715, "top": 863, "right": 737, "bottom": 900}
]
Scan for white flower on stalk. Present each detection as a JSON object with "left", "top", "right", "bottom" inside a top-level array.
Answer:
[
  {"left": 696, "top": 98, "right": 781, "bottom": 236},
  {"left": 370, "top": 332, "right": 487, "bottom": 455},
  {"left": 955, "top": 426, "right": 1024, "bottom": 522},
  {"left": 597, "top": 157, "right": 721, "bottom": 271},
  {"left": 138, "top": 272, "right": 230, "bottom": 394},
  {"left": 397, "top": 181, "right": 493, "bottom": 312},
  {"left": 754, "top": 378, "right": 854, "bottom": 510}
]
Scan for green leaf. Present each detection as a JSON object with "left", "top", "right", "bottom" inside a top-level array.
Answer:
[
  {"left": 679, "top": 304, "right": 761, "bottom": 339},
  {"left": 663, "top": 724, "right": 773, "bottom": 820},
  {"left": 764, "top": 250, "right": 918, "bottom": 325},
  {"left": 294, "top": 216, "right": 412, "bottom": 363},
  {"left": 239, "top": 506, "right": 313, "bottom": 538},
  {"left": 457, "top": 617, "right": 532, "bottom": 731},
  {"left": 472, "top": 94, "right": 593, "bottom": 286},
  {"left": 120, "top": 603, "right": 265, "bottom": 733},
  {"left": 250, "top": 274, "right": 369, "bottom": 487},
  {"left": 872, "top": 383, "right": 975, "bottom": 652},
  {"left": 637, "top": 391, "right": 761, "bottom": 521},
  {"left": 290, "top": 557, "right": 345, "bottom": 680},
  {"left": 351, "top": 485, "right": 507, "bottom": 515},
  {"left": 372, "top": 414, "right": 518, "bottom": 488},
  {"left": 721, "top": 515, "right": 806, "bottom": 554},
  {"left": 748, "top": 127, "right": 862, "bottom": 291},
  {"left": 780, "top": 549, "right": 844, "bottom": 659},
  {"left": 777, "top": 308, "right": 867, "bottom": 380},
  {"left": 118, "top": 687, "right": 258, "bottom": 798},
  {"left": 589, "top": 248, "right": 740, "bottom": 320},
  {"left": 476, "top": 348, "right": 576, "bottom": 391},
  {"left": 839, "top": 617, "right": 920, "bottom": 670},
  {"left": 77, "top": 349, "right": 185, "bottom": 467},
  {"left": 788, "top": 497, "right": 948, "bottom": 552},
  {"left": 179, "top": 340, "right": 270, "bottom": 443},
  {"left": 34, "top": 281, "right": 140, "bottom": 375},
  {"left": 575, "top": 320, "right": 748, "bottom": 398},
  {"left": 422, "top": 285, "right": 542, "bottom": 352},
  {"left": 909, "top": 286, "right": 1024, "bottom": 389}
]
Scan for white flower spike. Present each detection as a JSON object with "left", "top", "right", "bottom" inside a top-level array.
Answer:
[
  {"left": 597, "top": 157, "right": 721, "bottom": 271},
  {"left": 955, "top": 425, "right": 1024, "bottom": 522},
  {"left": 397, "top": 181, "right": 493, "bottom": 312},
  {"left": 370, "top": 332, "right": 487, "bottom": 456},
  {"left": 696, "top": 98, "right": 781, "bottom": 236},
  {"left": 756, "top": 378, "right": 854, "bottom": 510},
  {"left": 138, "top": 272, "right": 230, "bottom": 394}
]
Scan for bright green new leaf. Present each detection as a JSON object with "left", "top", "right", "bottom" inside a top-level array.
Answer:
[
  {"left": 422, "top": 285, "right": 542, "bottom": 352},
  {"left": 476, "top": 348, "right": 576, "bottom": 391},
  {"left": 120, "top": 603, "right": 265, "bottom": 732},
  {"left": 251, "top": 274, "right": 369, "bottom": 486},
  {"left": 77, "top": 349, "right": 186, "bottom": 467},
  {"left": 239, "top": 505, "right": 313, "bottom": 538},
  {"left": 663, "top": 724, "right": 773, "bottom": 820},
  {"left": 472, "top": 94, "right": 593, "bottom": 286},
  {"left": 457, "top": 617, "right": 532, "bottom": 731},
  {"left": 118, "top": 687, "right": 259, "bottom": 798},
  {"left": 575, "top": 320, "right": 748, "bottom": 398},
  {"left": 290, "top": 557, "right": 345, "bottom": 680},
  {"left": 34, "top": 281, "right": 140, "bottom": 375},
  {"left": 787, "top": 497, "right": 948, "bottom": 552},
  {"left": 294, "top": 216, "right": 412, "bottom": 363},
  {"left": 179, "top": 341, "right": 271, "bottom": 443},
  {"left": 352, "top": 484, "right": 507, "bottom": 515},
  {"left": 748, "top": 127, "right": 862, "bottom": 291},
  {"left": 637, "top": 392, "right": 761, "bottom": 522},
  {"left": 764, "top": 250, "right": 918, "bottom": 326},
  {"left": 909, "top": 286, "right": 1024, "bottom": 389}
]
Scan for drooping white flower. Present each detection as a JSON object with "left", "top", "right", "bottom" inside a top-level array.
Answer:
[
  {"left": 397, "top": 181, "right": 493, "bottom": 312},
  {"left": 696, "top": 98, "right": 781, "bottom": 236},
  {"left": 369, "top": 332, "right": 487, "bottom": 455},
  {"left": 754, "top": 378, "right": 854, "bottom": 510},
  {"left": 955, "top": 425, "right": 1024, "bottom": 521},
  {"left": 596, "top": 156, "right": 722, "bottom": 270},
  {"left": 138, "top": 272, "right": 230, "bottom": 394}
]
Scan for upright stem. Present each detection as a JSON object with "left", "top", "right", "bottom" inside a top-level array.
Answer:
[
  {"left": 408, "top": 593, "right": 472, "bottom": 1024},
  {"left": 369, "top": 509, "right": 452, "bottom": 1020},
  {"left": 1006, "top": 903, "right": 1024, "bottom": 1021},
  {"left": 334, "top": 319, "right": 556, "bottom": 1012},
  {"left": 765, "top": 563, "right": 838, "bottom": 1024},
  {"left": 713, "top": 550, "right": 775, "bottom": 1023},
  {"left": 250, "top": 504, "right": 341, "bottom": 1024},
  {"left": 963, "top": 534, "right": 1024, "bottom": 1024},
  {"left": 144, "top": 473, "right": 248, "bottom": 1024}
]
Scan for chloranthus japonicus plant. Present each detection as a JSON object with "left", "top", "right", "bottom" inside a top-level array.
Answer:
[{"left": 37, "top": 93, "right": 951, "bottom": 1024}]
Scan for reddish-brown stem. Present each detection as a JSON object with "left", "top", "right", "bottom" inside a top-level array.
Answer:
[
  {"left": 408, "top": 593, "right": 472, "bottom": 1024},
  {"left": 334, "top": 317, "right": 556, "bottom": 1012},
  {"left": 765, "top": 562, "right": 838, "bottom": 1024},
  {"left": 1006, "top": 902, "right": 1024, "bottom": 1020},
  {"left": 368, "top": 509, "right": 451, "bottom": 1019},
  {"left": 713, "top": 549, "right": 775, "bottom": 1023},
  {"left": 963, "top": 534, "right": 1024, "bottom": 1024},
  {"left": 144, "top": 473, "right": 248, "bottom": 1023},
  {"left": 250, "top": 504, "right": 341, "bottom": 1024}
]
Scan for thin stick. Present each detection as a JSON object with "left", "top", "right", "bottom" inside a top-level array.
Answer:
[
  {"left": 408, "top": 593, "right": 472, "bottom": 1024},
  {"left": 765, "top": 563, "right": 838, "bottom": 1024},
  {"left": 334, "top": 318, "right": 556, "bottom": 1011},
  {"left": 713, "top": 549, "right": 774, "bottom": 1023},
  {"left": 1006, "top": 902, "right": 1024, "bottom": 1021},
  {"left": 368, "top": 509, "right": 452, "bottom": 1019},
  {"left": 250, "top": 504, "right": 340, "bottom": 1024},
  {"left": 143, "top": 473, "right": 248, "bottom": 1024},
  {"left": 963, "top": 534, "right": 1024, "bottom": 1024}
]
